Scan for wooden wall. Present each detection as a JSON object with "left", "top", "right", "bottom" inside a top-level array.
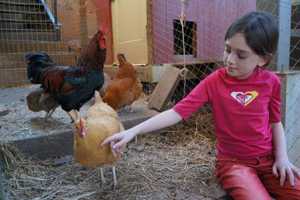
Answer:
[{"left": 151, "top": 0, "right": 256, "bottom": 64}]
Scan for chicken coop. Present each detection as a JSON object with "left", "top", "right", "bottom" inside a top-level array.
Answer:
[{"left": 102, "top": 0, "right": 257, "bottom": 80}]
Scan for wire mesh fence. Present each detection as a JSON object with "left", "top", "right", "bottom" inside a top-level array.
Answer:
[
  {"left": 0, "top": 0, "right": 98, "bottom": 87},
  {"left": 280, "top": 73, "right": 300, "bottom": 166},
  {"left": 291, "top": 2, "right": 300, "bottom": 70}
]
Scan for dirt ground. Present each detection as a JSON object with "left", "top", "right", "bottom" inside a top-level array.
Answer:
[
  {"left": 0, "top": 86, "right": 226, "bottom": 200},
  {"left": 0, "top": 85, "right": 72, "bottom": 141},
  {"left": 0, "top": 85, "right": 152, "bottom": 141}
]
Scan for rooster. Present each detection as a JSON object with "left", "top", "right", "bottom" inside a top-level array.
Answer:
[
  {"left": 103, "top": 54, "right": 143, "bottom": 111},
  {"left": 26, "top": 30, "right": 106, "bottom": 120}
]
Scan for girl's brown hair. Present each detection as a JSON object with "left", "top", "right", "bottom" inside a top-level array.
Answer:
[{"left": 225, "top": 11, "right": 279, "bottom": 66}]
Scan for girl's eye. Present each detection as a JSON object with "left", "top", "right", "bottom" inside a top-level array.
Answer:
[
  {"left": 237, "top": 54, "right": 247, "bottom": 59},
  {"left": 225, "top": 48, "right": 231, "bottom": 53}
]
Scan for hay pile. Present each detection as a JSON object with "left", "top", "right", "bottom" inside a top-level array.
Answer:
[{"left": 2, "top": 113, "right": 226, "bottom": 200}]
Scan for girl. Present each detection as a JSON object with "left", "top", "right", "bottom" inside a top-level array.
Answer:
[{"left": 103, "top": 11, "right": 300, "bottom": 199}]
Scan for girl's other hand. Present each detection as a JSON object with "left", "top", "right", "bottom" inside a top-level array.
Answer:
[
  {"left": 272, "top": 158, "right": 300, "bottom": 187},
  {"left": 101, "top": 130, "right": 137, "bottom": 157}
]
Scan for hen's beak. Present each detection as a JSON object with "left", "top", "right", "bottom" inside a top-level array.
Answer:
[
  {"left": 78, "top": 118, "right": 87, "bottom": 138},
  {"left": 69, "top": 110, "right": 87, "bottom": 138}
]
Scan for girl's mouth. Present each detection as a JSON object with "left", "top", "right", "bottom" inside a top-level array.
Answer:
[{"left": 227, "top": 67, "right": 236, "bottom": 73}]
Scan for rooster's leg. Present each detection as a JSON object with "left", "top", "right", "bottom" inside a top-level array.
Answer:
[
  {"left": 48, "top": 107, "right": 56, "bottom": 117},
  {"left": 44, "top": 110, "right": 53, "bottom": 121},
  {"left": 67, "top": 110, "right": 79, "bottom": 123},
  {"left": 112, "top": 166, "right": 117, "bottom": 189},
  {"left": 45, "top": 107, "right": 57, "bottom": 119},
  {"left": 97, "top": 168, "right": 106, "bottom": 185}
]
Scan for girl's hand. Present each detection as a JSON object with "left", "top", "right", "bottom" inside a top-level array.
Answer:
[
  {"left": 272, "top": 158, "right": 300, "bottom": 187},
  {"left": 101, "top": 130, "right": 137, "bottom": 157}
]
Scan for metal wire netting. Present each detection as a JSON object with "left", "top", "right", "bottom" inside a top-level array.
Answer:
[{"left": 0, "top": 0, "right": 89, "bottom": 87}]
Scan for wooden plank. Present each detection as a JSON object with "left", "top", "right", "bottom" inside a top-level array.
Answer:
[
  {"left": 0, "top": 52, "right": 77, "bottom": 64},
  {"left": 0, "top": 40, "right": 67, "bottom": 53},
  {"left": 170, "top": 59, "right": 221, "bottom": 66},
  {"left": 0, "top": 31, "right": 60, "bottom": 41},
  {"left": 148, "top": 65, "right": 181, "bottom": 111},
  {"left": 0, "top": 68, "right": 28, "bottom": 87}
]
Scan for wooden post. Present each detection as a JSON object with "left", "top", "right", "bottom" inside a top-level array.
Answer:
[
  {"left": 94, "top": 0, "right": 114, "bottom": 64},
  {"left": 147, "top": 0, "right": 154, "bottom": 64},
  {"left": 80, "top": 0, "right": 88, "bottom": 48},
  {"left": 277, "top": 0, "right": 292, "bottom": 71}
]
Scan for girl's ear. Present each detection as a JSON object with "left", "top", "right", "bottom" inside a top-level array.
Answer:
[{"left": 258, "top": 55, "right": 270, "bottom": 67}]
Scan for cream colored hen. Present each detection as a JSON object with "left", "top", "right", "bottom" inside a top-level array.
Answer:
[{"left": 69, "top": 91, "right": 124, "bottom": 187}]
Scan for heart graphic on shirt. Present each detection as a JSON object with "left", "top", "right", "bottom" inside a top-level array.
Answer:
[{"left": 230, "top": 91, "right": 258, "bottom": 106}]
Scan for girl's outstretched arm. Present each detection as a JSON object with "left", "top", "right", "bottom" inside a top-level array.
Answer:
[
  {"left": 272, "top": 122, "right": 300, "bottom": 186},
  {"left": 102, "top": 109, "right": 182, "bottom": 156}
]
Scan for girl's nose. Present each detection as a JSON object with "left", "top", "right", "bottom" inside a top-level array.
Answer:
[{"left": 227, "top": 53, "right": 236, "bottom": 65}]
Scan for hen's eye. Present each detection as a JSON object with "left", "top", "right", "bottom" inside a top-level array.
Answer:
[{"left": 225, "top": 47, "right": 231, "bottom": 53}]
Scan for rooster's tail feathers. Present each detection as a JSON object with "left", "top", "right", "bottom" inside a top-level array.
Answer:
[
  {"left": 25, "top": 52, "right": 53, "bottom": 63},
  {"left": 25, "top": 52, "right": 55, "bottom": 84}
]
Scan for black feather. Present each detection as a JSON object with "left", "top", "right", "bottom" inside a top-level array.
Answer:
[
  {"left": 25, "top": 52, "right": 55, "bottom": 84},
  {"left": 55, "top": 70, "right": 104, "bottom": 111}
]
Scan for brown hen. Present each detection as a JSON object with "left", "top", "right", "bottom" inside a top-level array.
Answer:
[{"left": 103, "top": 54, "right": 143, "bottom": 111}]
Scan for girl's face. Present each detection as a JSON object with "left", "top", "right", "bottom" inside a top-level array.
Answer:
[{"left": 223, "top": 33, "right": 267, "bottom": 79}]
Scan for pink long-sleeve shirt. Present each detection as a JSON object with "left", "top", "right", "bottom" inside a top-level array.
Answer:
[{"left": 173, "top": 67, "right": 281, "bottom": 158}]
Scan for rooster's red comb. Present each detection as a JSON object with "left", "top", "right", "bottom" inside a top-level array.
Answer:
[{"left": 98, "top": 30, "right": 106, "bottom": 49}]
